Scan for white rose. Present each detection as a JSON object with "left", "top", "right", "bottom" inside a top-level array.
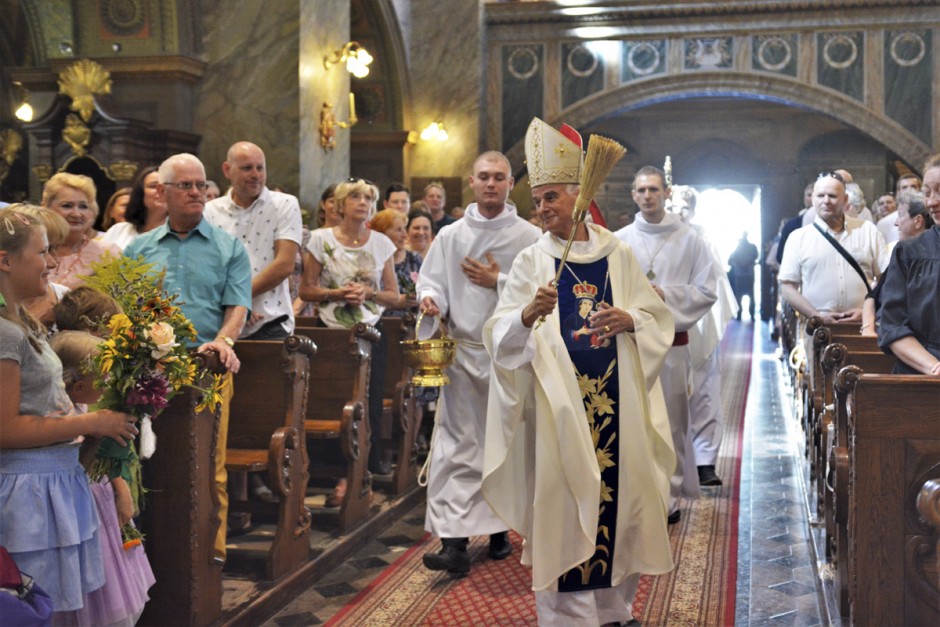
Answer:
[{"left": 147, "top": 321, "right": 179, "bottom": 360}]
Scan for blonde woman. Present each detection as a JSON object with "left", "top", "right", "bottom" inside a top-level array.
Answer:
[
  {"left": 301, "top": 177, "right": 399, "bottom": 483},
  {"left": 42, "top": 173, "right": 120, "bottom": 288}
]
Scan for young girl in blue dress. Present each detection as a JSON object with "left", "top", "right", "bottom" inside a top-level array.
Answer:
[
  {"left": 0, "top": 206, "right": 138, "bottom": 619},
  {"left": 51, "top": 330, "right": 155, "bottom": 626}
]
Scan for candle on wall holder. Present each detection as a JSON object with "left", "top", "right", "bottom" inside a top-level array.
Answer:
[{"left": 319, "top": 95, "right": 358, "bottom": 151}]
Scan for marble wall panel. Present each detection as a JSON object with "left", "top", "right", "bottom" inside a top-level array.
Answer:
[
  {"left": 621, "top": 39, "right": 667, "bottom": 83},
  {"left": 752, "top": 34, "right": 798, "bottom": 77},
  {"left": 884, "top": 30, "right": 932, "bottom": 145},
  {"left": 299, "top": 0, "right": 349, "bottom": 210},
  {"left": 406, "top": 0, "right": 481, "bottom": 201},
  {"left": 501, "top": 44, "right": 544, "bottom": 153},
  {"left": 196, "top": 0, "right": 300, "bottom": 196},
  {"left": 817, "top": 31, "right": 865, "bottom": 103},
  {"left": 561, "top": 42, "right": 604, "bottom": 109}
]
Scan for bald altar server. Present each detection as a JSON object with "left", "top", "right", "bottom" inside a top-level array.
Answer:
[
  {"left": 615, "top": 166, "right": 718, "bottom": 523},
  {"left": 418, "top": 150, "right": 541, "bottom": 575},
  {"left": 483, "top": 117, "right": 675, "bottom": 626}
]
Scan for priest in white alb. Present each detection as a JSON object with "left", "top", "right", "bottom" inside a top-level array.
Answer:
[
  {"left": 615, "top": 166, "right": 718, "bottom": 524},
  {"left": 482, "top": 117, "right": 676, "bottom": 626}
]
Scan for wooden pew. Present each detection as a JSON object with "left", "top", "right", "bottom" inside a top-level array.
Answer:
[
  {"left": 838, "top": 371, "right": 940, "bottom": 625},
  {"left": 139, "top": 365, "right": 221, "bottom": 626},
  {"left": 377, "top": 315, "right": 420, "bottom": 495},
  {"left": 226, "top": 335, "right": 317, "bottom": 580},
  {"left": 819, "top": 349, "right": 895, "bottom": 615},
  {"left": 802, "top": 318, "right": 867, "bottom": 484},
  {"left": 816, "top": 337, "right": 882, "bottom": 516},
  {"left": 293, "top": 323, "right": 380, "bottom": 533}
]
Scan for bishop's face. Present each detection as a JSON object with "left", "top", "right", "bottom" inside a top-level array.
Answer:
[{"left": 531, "top": 183, "right": 577, "bottom": 240}]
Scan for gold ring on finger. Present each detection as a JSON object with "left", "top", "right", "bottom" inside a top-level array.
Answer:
[{"left": 604, "top": 325, "right": 611, "bottom": 333}]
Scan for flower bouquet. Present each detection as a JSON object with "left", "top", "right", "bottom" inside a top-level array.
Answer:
[{"left": 84, "top": 255, "right": 222, "bottom": 548}]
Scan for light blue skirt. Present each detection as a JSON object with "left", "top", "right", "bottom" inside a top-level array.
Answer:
[{"left": 0, "top": 446, "right": 105, "bottom": 612}]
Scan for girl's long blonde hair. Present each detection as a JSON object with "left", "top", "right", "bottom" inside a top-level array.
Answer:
[{"left": 0, "top": 205, "right": 50, "bottom": 352}]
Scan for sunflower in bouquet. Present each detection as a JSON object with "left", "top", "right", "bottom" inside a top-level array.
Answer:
[{"left": 85, "top": 255, "right": 223, "bottom": 548}]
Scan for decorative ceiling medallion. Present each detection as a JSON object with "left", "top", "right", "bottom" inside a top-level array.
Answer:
[
  {"left": 565, "top": 44, "right": 599, "bottom": 78},
  {"left": 58, "top": 59, "right": 113, "bottom": 122},
  {"left": 626, "top": 41, "right": 662, "bottom": 77},
  {"left": 507, "top": 47, "right": 539, "bottom": 80},
  {"left": 822, "top": 33, "right": 859, "bottom": 69},
  {"left": 756, "top": 36, "right": 793, "bottom": 71},
  {"left": 685, "top": 38, "right": 732, "bottom": 70},
  {"left": 100, "top": 0, "right": 147, "bottom": 37},
  {"left": 889, "top": 31, "right": 926, "bottom": 67}
]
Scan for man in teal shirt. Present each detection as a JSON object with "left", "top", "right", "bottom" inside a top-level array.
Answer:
[{"left": 125, "top": 152, "right": 251, "bottom": 563}]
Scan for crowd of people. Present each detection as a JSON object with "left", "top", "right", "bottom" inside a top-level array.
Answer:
[{"left": 2, "top": 128, "right": 937, "bottom": 625}]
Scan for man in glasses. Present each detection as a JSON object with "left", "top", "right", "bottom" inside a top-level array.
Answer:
[
  {"left": 125, "top": 153, "right": 252, "bottom": 564},
  {"left": 205, "top": 141, "right": 302, "bottom": 341},
  {"left": 779, "top": 171, "right": 889, "bottom": 326}
]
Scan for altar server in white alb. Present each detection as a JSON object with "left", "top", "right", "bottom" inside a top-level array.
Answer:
[
  {"left": 483, "top": 117, "right": 676, "bottom": 626},
  {"left": 417, "top": 151, "right": 541, "bottom": 575},
  {"left": 670, "top": 186, "right": 738, "bottom": 487},
  {"left": 615, "top": 166, "right": 718, "bottom": 523}
]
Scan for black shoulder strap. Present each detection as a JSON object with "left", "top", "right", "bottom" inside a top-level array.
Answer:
[{"left": 812, "top": 223, "right": 872, "bottom": 293}]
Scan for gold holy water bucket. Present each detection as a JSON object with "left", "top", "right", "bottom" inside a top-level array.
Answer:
[{"left": 401, "top": 312, "right": 456, "bottom": 386}]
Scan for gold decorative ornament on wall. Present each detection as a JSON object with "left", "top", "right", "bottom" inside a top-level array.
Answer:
[
  {"left": 0, "top": 129, "right": 24, "bottom": 167},
  {"left": 62, "top": 114, "right": 92, "bottom": 157},
  {"left": 58, "top": 59, "right": 113, "bottom": 122},
  {"left": 32, "top": 164, "right": 54, "bottom": 185},
  {"left": 319, "top": 95, "right": 358, "bottom": 151},
  {"left": 109, "top": 160, "right": 139, "bottom": 183}
]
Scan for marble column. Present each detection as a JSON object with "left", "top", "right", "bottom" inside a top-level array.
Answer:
[{"left": 299, "top": 0, "right": 350, "bottom": 210}]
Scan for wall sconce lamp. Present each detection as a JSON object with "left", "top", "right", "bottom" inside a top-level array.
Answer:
[
  {"left": 13, "top": 82, "right": 33, "bottom": 122},
  {"left": 420, "top": 121, "right": 449, "bottom": 142},
  {"left": 324, "top": 41, "right": 374, "bottom": 78},
  {"left": 319, "top": 93, "right": 358, "bottom": 150}
]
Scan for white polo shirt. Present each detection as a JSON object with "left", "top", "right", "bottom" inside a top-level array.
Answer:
[
  {"left": 205, "top": 187, "right": 302, "bottom": 337},
  {"left": 779, "top": 216, "right": 889, "bottom": 313},
  {"left": 877, "top": 211, "right": 900, "bottom": 243}
]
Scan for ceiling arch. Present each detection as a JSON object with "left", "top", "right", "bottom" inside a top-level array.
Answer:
[{"left": 505, "top": 71, "right": 931, "bottom": 179}]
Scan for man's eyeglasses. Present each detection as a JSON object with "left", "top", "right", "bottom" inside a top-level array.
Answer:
[
  {"left": 163, "top": 181, "right": 210, "bottom": 192},
  {"left": 816, "top": 171, "right": 845, "bottom": 184}
]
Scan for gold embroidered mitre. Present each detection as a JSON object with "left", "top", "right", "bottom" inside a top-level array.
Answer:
[{"left": 525, "top": 117, "right": 582, "bottom": 188}]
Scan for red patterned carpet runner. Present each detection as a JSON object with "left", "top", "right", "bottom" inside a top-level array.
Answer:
[{"left": 326, "top": 322, "right": 753, "bottom": 626}]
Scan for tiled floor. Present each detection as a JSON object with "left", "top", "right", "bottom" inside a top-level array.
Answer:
[
  {"left": 262, "top": 506, "right": 428, "bottom": 626},
  {"left": 261, "top": 322, "right": 829, "bottom": 626},
  {"left": 736, "top": 324, "right": 825, "bottom": 626}
]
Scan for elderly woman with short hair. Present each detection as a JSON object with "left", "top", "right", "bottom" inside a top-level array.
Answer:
[{"left": 43, "top": 173, "right": 120, "bottom": 289}]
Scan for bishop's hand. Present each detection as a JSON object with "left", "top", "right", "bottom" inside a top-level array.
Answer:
[{"left": 522, "top": 282, "right": 558, "bottom": 328}]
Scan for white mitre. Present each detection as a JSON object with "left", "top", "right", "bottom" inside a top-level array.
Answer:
[{"left": 525, "top": 117, "right": 583, "bottom": 188}]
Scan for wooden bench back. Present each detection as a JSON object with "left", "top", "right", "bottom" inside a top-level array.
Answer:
[
  {"left": 844, "top": 373, "right": 940, "bottom": 626},
  {"left": 379, "top": 315, "right": 416, "bottom": 399},
  {"left": 229, "top": 336, "right": 316, "bottom": 449},
  {"left": 293, "top": 324, "right": 378, "bottom": 424}
]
